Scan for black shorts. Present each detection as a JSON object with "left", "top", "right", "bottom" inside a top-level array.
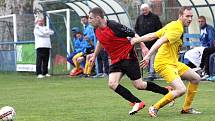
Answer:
[{"left": 109, "top": 59, "right": 141, "bottom": 80}]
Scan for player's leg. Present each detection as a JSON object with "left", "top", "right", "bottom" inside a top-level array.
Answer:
[
  {"left": 72, "top": 52, "right": 83, "bottom": 69},
  {"left": 180, "top": 63, "right": 201, "bottom": 114},
  {"left": 109, "top": 62, "right": 143, "bottom": 114},
  {"left": 84, "top": 55, "right": 89, "bottom": 74},
  {"left": 148, "top": 65, "right": 186, "bottom": 117},
  {"left": 71, "top": 52, "right": 83, "bottom": 76},
  {"left": 122, "top": 59, "right": 170, "bottom": 115},
  {"left": 124, "top": 59, "right": 169, "bottom": 95},
  {"left": 109, "top": 72, "right": 144, "bottom": 115},
  {"left": 84, "top": 54, "right": 94, "bottom": 75},
  {"left": 67, "top": 52, "right": 77, "bottom": 65}
]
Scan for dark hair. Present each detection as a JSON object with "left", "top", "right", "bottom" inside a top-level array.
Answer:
[
  {"left": 76, "top": 32, "right": 82, "bottom": 35},
  {"left": 178, "top": 6, "right": 192, "bottom": 15},
  {"left": 81, "top": 16, "right": 89, "bottom": 19},
  {"left": 198, "top": 16, "right": 206, "bottom": 21},
  {"left": 89, "top": 7, "right": 105, "bottom": 19}
]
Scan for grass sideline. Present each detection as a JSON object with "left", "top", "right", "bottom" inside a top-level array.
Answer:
[{"left": 0, "top": 72, "right": 214, "bottom": 121}]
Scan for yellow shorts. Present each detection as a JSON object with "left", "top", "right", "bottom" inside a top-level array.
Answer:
[{"left": 154, "top": 62, "right": 190, "bottom": 83}]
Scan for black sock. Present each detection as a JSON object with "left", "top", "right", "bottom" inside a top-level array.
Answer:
[
  {"left": 115, "top": 84, "right": 141, "bottom": 103},
  {"left": 145, "top": 81, "right": 169, "bottom": 95}
]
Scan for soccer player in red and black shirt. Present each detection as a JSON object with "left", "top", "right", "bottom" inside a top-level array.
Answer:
[{"left": 88, "top": 7, "right": 170, "bottom": 115}]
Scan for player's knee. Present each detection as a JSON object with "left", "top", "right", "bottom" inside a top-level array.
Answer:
[
  {"left": 189, "top": 75, "right": 201, "bottom": 84},
  {"left": 132, "top": 79, "right": 147, "bottom": 90},
  {"left": 133, "top": 83, "right": 145, "bottom": 90},
  {"left": 175, "top": 87, "right": 186, "bottom": 96},
  {"left": 194, "top": 76, "right": 201, "bottom": 84},
  {"left": 108, "top": 80, "right": 118, "bottom": 90}
]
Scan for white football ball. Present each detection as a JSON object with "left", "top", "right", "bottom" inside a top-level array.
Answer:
[{"left": 0, "top": 106, "right": 16, "bottom": 121}]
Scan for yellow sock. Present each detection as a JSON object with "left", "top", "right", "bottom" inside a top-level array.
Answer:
[
  {"left": 182, "top": 82, "right": 199, "bottom": 110},
  {"left": 84, "top": 60, "right": 89, "bottom": 74},
  {"left": 73, "top": 58, "right": 80, "bottom": 69},
  {"left": 87, "top": 64, "right": 92, "bottom": 75},
  {"left": 154, "top": 92, "right": 174, "bottom": 109},
  {"left": 72, "top": 52, "right": 83, "bottom": 69}
]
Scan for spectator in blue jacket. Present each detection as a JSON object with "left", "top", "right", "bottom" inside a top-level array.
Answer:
[
  {"left": 81, "top": 16, "right": 109, "bottom": 77},
  {"left": 198, "top": 16, "right": 215, "bottom": 47},
  {"left": 81, "top": 16, "right": 95, "bottom": 46}
]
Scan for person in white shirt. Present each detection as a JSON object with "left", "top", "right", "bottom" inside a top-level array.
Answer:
[
  {"left": 34, "top": 19, "right": 54, "bottom": 78},
  {"left": 184, "top": 46, "right": 215, "bottom": 78},
  {"left": 184, "top": 47, "right": 205, "bottom": 68}
]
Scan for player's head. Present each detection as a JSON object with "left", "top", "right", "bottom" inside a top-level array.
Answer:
[
  {"left": 198, "top": 16, "right": 206, "bottom": 28},
  {"left": 140, "top": 3, "right": 151, "bottom": 16},
  {"left": 178, "top": 6, "right": 193, "bottom": 27},
  {"left": 88, "top": 7, "right": 105, "bottom": 28}
]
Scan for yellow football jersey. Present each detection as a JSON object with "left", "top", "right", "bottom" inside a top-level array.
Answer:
[{"left": 154, "top": 20, "right": 184, "bottom": 67}]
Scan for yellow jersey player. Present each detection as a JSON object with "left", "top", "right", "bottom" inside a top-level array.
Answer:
[{"left": 131, "top": 6, "right": 201, "bottom": 117}]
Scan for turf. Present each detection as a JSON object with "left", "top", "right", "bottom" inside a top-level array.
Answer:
[{"left": 0, "top": 72, "right": 214, "bottom": 121}]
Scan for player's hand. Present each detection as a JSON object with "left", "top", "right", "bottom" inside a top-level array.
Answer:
[
  {"left": 139, "top": 55, "right": 150, "bottom": 68},
  {"left": 130, "top": 37, "right": 139, "bottom": 45},
  {"left": 130, "top": 37, "right": 138, "bottom": 45}
]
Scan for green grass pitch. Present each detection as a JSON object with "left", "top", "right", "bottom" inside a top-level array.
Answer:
[{"left": 0, "top": 72, "right": 214, "bottom": 121}]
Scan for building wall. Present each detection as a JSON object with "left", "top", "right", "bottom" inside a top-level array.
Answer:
[
  {"left": 0, "top": 0, "right": 34, "bottom": 15},
  {"left": 0, "top": 0, "right": 34, "bottom": 43}
]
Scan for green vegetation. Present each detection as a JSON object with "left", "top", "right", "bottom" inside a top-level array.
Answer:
[{"left": 0, "top": 72, "right": 214, "bottom": 121}]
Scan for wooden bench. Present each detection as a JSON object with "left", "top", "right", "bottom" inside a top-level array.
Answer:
[{"left": 179, "top": 33, "right": 201, "bottom": 62}]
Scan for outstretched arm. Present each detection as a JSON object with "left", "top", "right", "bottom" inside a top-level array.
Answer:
[
  {"left": 140, "top": 36, "right": 168, "bottom": 68},
  {"left": 131, "top": 33, "right": 158, "bottom": 45}
]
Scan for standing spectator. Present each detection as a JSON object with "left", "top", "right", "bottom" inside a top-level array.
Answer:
[
  {"left": 34, "top": 19, "right": 54, "bottom": 78},
  {"left": 135, "top": 3, "right": 162, "bottom": 81},
  {"left": 198, "top": 16, "right": 215, "bottom": 47}
]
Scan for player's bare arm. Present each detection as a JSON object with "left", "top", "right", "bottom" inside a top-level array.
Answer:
[
  {"left": 131, "top": 33, "right": 157, "bottom": 45},
  {"left": 140, "top": 36, "right": 168, "bottom": 68}
]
